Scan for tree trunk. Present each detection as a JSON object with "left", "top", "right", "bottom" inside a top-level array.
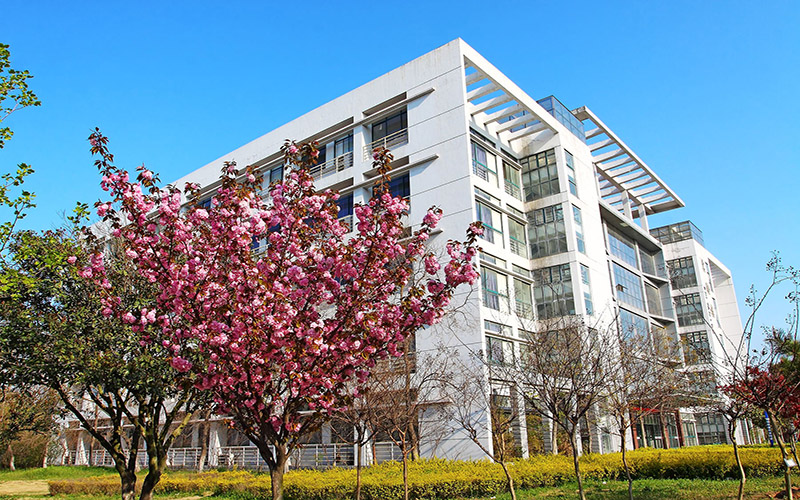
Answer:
[
  {"left": 198, "top": 418, "right": 211, "bottom": 472},
  {"left": 569, "top": 431, "right": 586, "bottom": 500},
  {"left": 5, "top": 443, "right": 14, "bottom": 471},
  {"left": 729, "top": 419, "right": 746, "bottom": 500},
  {"left": 621, "top": 426, "right": 633, "bottom": 500},
  {"left": 768, "top": 412, "right": 793, "bottom": 500},
  {"left": 402, "top": 445, "right": 410, "bottom": 500},
  {"left": 269, "top": 444, "right": 289, "bottom": 500},
  {"left": 355, "top": 442, "right": 363, "bottom": 500},
  {"left": 118, "top": 468, "right": 137, "bottom": 500},
  {"left": 790, "top": 432, "right": 800, "bottom": 469},
  {"left": 551, "top": 421, "right": 558, "bottom": 455},
  {"left": 499, "top": 461, "right": 517, "bottom": 500},
  {"left": 139, "top": 454, "right": 164, "bottom": 500}
]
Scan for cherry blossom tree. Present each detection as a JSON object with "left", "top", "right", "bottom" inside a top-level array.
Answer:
[{"left": 79, "top": 131, "right": 480, "bottom": 500}]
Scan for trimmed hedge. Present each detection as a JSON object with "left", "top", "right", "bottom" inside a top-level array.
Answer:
[{"left": 49, "top": 445, "right": 787, "bottom": 500}]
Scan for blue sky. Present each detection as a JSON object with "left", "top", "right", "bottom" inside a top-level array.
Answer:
[{"left": 1, "top": 0, "right": 798, "bottom": 340}]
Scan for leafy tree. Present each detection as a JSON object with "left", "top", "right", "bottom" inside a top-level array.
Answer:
[
  {"left": 0, "top": 43, "right": 39, "bottom": 256},
  {"left": 0, "top": 229, "right": 207, "bottom": 500},
  {"left": 76, "top": 133, "right": 480, "bottom": 500},
  {"left": 0, "top": 386, "right": 60, "bottom": 469}
]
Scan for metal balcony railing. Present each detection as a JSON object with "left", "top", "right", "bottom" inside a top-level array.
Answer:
[
  {"left": 515, "top": 301, "right": 534, "bottom": 319},
  {"left": 374, "top": 442, "right": 403, "bottom": 464},
  {"left": 309, "top": 151, "right": 354, "bottom": 180},
  {"left": 509, "top": 237, "right": 527, "bottom": 258},
  {"left": 339, "top": 215, "right": 353, "bottom": 233},
  {"left": 505, "top": 179, "right": 521, "bottom": 199},
  {"left": 363, "top": 128, "right": 409, "bottom": 160},
  {"left": 290, "top": 443, "right": 355, "bottom": 469}
]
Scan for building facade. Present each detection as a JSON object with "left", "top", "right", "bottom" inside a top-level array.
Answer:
[{"left": 62, "top": 39, "right": 754, "bottom": 468}]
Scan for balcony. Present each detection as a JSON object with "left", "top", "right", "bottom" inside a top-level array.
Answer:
[
  {"left": 308, "top": 151, "right": 354, "bottom": 181},
  {"left": 509, "top": 237, "right": 527, "bottom": 258},
  {"left": 338, "top": 214, "right": 353, "bottom": 233},
  {"left": 363, "top": 128, "right": 409, "bottom": 160},
  {"left": 515, "top": 300, "right": 533, "bottom": 319},
  {"left": 504, "top": 179, "right": 521, "bottom": 199}
]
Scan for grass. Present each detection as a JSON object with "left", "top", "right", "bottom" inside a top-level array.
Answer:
[
  {"left": 0, "top": 466, "right": 117, "bottom": 481},
  {"left": 472, "top": 477, "right": 789, "bottom": 499}
]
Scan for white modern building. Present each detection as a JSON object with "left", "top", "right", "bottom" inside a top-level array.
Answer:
[{"left": 62, "top": 38, "right": 753, "bottom": 468}]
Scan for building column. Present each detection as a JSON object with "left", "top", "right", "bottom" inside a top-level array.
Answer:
[
  {"left": 207, "top": 422, "right": 221, "bottom": 467},
  {"left": 510, "top": 386, "right": 529, "bottom": 458},
  {"left": 542, "top": 414, "right": 558, "bottom": 455}
]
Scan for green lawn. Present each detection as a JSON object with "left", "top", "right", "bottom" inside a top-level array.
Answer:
[
  {"left": 470, "top": 478, "right": 788, "bottom": 499},
  {"left": 0, "top": 466, "right": 795, "bottom": 499}
]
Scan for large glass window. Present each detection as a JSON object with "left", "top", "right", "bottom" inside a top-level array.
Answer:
[
  {"left": 472, "top": 142, "right": 498, "bottom": 186},
  {"left": 476, "top": 200, "right": 504, "bottom": 247},
  {"left": 486, "top": 335, "right": 513, "bottom": 365},
  {"left": 619, "top": 308, "right": 649, "bottom": 339},
  {"left": 372, "top": 110, "right": 407, "bottom": 142},
  {"left": 514, "top": 278, "right": 533, "bottom": 319},
  {"left": 503, "top": 161, "right": 522, "bottom": 199},
  {"left": 334, "top": 134, "right": 354, "bottom": 157},
  {"left": 508, "top": 218, "right": 527, "bottom": 258},
  {"left": 573, "top": 205, "right": 585, "bottom": 254},
  {"left": 608, "top": 228, "right": 638, "bottom": 268},
  {"left": 669, "top": 256, "right": 698, "bottom": 289},
  {"left": 565, "top": 150, "right": 578, "bottom": 196},
  {"left": 533, "top": 264, "right": 574, "bottom": 319},
  {"left": 682, "top": 330, "right": 711, "bottom": 365},
  {"left": 695, "top": 412, "right": 727, "bottom": 445},
  {"left": 520, "top": 149, "right": 558, "bottom": 201},
  {"left": 675, "top": 293, "right": 704, "bottom": 326},
  {"left": 645, "top": 284, "right": 663, "bottom": 316},
  {"left": 385, "top": 173, "right": 410, "bottom": 200},
  {"left": 527, "top": 204, "right": 567, "bottom": 258},
  {"left": 337, "top": 193, "right": 354, "bottom": 232},
  {"left": 613, "top": 262, "right": 645, "bottom": 310},
  {"left": 481, "top": 267, "right": 508, "bottom": 310},
  {"left": 581, "top": 264, "right": 593, "bottom": 316}
]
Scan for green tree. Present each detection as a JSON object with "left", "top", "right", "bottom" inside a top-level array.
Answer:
[
  {"left": 0, "top": 43, "right": 39, "bottom": 254},
  {"left": 0, "top": 229, "right": 208, "bottom": 500}
]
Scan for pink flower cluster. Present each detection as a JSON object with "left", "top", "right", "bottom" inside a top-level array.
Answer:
[{"left": 75, "top": 133, "right": 480, "bottom": 441}]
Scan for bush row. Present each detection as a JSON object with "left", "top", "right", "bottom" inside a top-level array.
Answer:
[{"left": 49, "top": 445, "right": 787, "bottom": 500}]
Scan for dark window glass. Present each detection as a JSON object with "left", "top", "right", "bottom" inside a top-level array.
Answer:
[{"left": 373, "top": 111, "right": 407, "bottom": 141}]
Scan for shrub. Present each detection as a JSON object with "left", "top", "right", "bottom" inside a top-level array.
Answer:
[{"left": 49, "top": 445, "right": 787, "bottom": 500}]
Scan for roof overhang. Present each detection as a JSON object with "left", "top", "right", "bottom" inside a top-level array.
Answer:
[{"left": 573, "top": 106, "right": 684, "bottom": 216}]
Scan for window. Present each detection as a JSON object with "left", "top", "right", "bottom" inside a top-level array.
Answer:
[
  {"left": 520, "top": 149, "right": 558, "bottom": 201},
  {"left": 480, "top": 251, "right": 506, "bottom": 267},
  {"left": 264, "top": 164, "right": 283, "bottom": 186},
  {"left": 691, "top": 372, "right": 719, "bottom": 398},
  {"left": 334, "top": 134, "right": 353, "bottom": 157},
  {"left": 476, "top": 200, "right": 504, "bottom": 247},
  {"left": 619, "top": 308, "right": 649, "bottom": 339},
  {"left": 527, "top": 204, "right": 567, "bottom": 258},
  {"left": 508, "top": 218, "right": 527, "bottom": 258},
  {"left": 608, "top": 228, "right": 638, "bottom": 268},
  {"left": 472, "top": 142, "right": 498, "bottom": 186},
  {"left": 481, "top": 267, "right": 508, "bottom": 310},
  {"left": 512, "top": 264, "right": 530, "bottom": 277},
  {"left": 645, "top": 284, "right": 663, "bottom": 316},
  {"left": 682, "top": 330, "right": 711, "bottom": 365},
  {"left": 565, "top": 150, "right": 577, "bottom": 196},
  {"left": 675, "top": 293, "right": 704, "bottom": 326},
  {"left": 372, "top": 110, "right": 407, "bottom": 143},
  {"left": 668, "top": 256, "right": 698, "bottom": 289},
  {"left": 337, "top": 193, "right": 354, "bottom": 232},
  {"left": 484, "top": 320, "right": 511, "bottom": 336},
  {"left": 573, "top": 205, "right": 585, "bottom": 254},
  {"left": 503, "top": 161, "right": 522, "bottom": 199},
  {"left": 486, "top": 336, "right": 513, "bottom": 365},
  {"left": 695, "top": 412, "right": 726, "bottom": 445},
  {"left": 373, "top": 172, "right": 410, "bottom": 202},
  {"left": 532, "top": 264, "right": 574, "bottom": 319},
  {"left": 612, "top": 262, "right": 645, "bottom": 310},
  {"left": 514, "top": 278, "right": 533, "bottom": 318},
  {"left": 581, "top": 264, "right": 593, "bottom": 315}
]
